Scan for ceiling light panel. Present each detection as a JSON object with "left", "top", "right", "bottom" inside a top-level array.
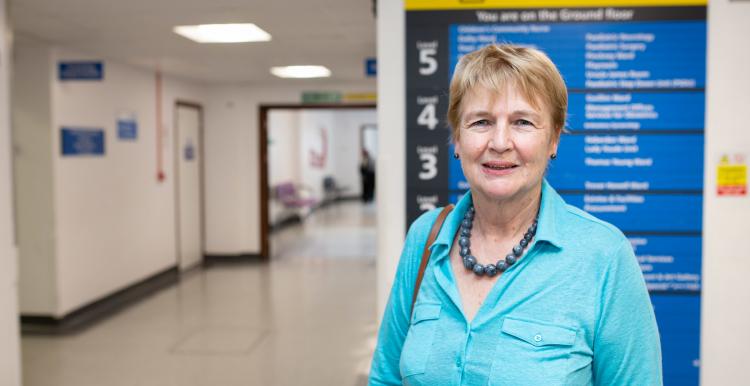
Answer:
[
  {"left": 270, "top": 65, "right": 332, "bottom": 79},
  {"left": 173, "top": 23, "right": 271, "bottom": 43}
]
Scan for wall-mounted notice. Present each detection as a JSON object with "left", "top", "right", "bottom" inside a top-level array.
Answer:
[
  {"left": 58, "top": 61, "right": 104, "bottom": 81},
  {"left": 117, "top": 112, "right": 138, "bottom": 140},
  {"left": 61, "top": 128, "right": 105, "bottom": 156},
  {"left": 717, "top": 154, "right": 747, "bottom": 196},
  {"left": 405, "top": 2, "right": 705, "bottom": 385}
]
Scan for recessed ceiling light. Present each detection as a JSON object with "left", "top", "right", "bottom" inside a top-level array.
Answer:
[
  {"left": 173, "top": 23, "right": 271, "bottom": 43},
  {"left": 270, "top": 65, "right": 332, "bottom": 79}
]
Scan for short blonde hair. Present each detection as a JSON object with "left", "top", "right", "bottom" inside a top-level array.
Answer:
[{"left": 447, "top": 44, "right": 567, "bottom": 140}]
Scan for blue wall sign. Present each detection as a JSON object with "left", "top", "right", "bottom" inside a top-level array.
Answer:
[
  {"left": 117, "top": 118, "right": 137, "bottom": 140},
  {"left": 366, "top": 58, "right": 377, "bottom": 77},
  {"left": 58, "top": 61, "right": 104, "bottom": 81},
  {"left": 61, "top": 128, "right": 105, "bottom": 156}
]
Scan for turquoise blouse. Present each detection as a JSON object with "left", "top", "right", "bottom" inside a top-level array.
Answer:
[{"left": 369, "top": 181, "right": 662, "bottom": 385}]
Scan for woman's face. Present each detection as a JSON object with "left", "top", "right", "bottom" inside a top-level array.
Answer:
[{"left": 454, "top": 84, "right": 559, "bottom": 204}]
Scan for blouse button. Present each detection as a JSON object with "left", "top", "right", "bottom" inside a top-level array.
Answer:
[{"left": 533, "top": 334, "right": 543, "bottom": 342}]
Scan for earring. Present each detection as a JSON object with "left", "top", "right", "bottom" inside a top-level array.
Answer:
[
  {"left": 453, "top": 153, "right": 459, "bottom": 159},
  {"left": 550, "top": 153, "right": 557, "bottom": 160}
]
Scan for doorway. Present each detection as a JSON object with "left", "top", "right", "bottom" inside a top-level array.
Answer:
[
  {"left": 258, "top": 104, "right": 377, "bottom": 259},
  {"left": 174, "top": 101, "right": 205, "bottom": 269}
]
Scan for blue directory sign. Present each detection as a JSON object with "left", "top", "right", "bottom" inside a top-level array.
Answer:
[
  {"left": 61, "top": 128, "right": 105, "bottom": 156},
  {"left": 58, "top": 61, "right": 104, "bottom": 81},
  {"left": 548, "top": 133, "right": 704, "bottom": 191},
  {"left": 406, "top": 3, "right": 705, "bottom": 385}
]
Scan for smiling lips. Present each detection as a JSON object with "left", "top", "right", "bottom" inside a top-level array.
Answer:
[{"left": 482, "top": 160, "right": 518, "bottom": 175}]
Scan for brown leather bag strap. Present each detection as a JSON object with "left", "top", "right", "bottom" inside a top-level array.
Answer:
[{"left": 411, "top": 204, "right": 454, "bottom": 317}]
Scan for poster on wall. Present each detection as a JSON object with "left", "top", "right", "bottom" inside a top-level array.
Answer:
[{"left": 405, "top": 1, "right": 705, "bottom": 385}]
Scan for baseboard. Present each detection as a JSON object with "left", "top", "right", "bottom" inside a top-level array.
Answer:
[
  {"left": 21, "top": 266, "right": 179, "bottom": 335},
  {"left": 203, "top": 253, "right": 263, "bottom": 266}
]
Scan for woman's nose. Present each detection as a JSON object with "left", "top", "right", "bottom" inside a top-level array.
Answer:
[{"left": 488, "top": 122, "right": 511, "bottom": 153}]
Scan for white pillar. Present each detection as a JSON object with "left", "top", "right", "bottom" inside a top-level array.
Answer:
[
  {"left": 0, "top": 0, "right": 21, "bottom": 383},
  {"left": 375, "top": 0, "right": 406, "bottom": 318},
  {"left": 701, "top": 0, "right": 750, "bottom": 384}
]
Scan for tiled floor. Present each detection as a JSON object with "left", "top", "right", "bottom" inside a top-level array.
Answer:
[{"left": 22, "top": 200, "right": 378, "bottom": 386}]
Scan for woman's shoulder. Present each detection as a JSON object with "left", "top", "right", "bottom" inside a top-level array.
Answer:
[
  {"left": 558, "top": 203, "right": 632, "bottom": 262},
  {"left": 405, "top": 206, "right": 449, "bottom": 241}
]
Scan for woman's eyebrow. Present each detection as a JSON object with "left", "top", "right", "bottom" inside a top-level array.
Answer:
[
  {"left": 462, "top": 110, "right": 493, "bottom": 120},
  {"left": 512, "top": 109, "right": 542, "bottom": 120}
]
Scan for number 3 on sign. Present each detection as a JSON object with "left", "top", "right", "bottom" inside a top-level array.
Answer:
[
  {"left": 419, "top": 48, "right": 437, "bottom": 75},
  {"left": 417, "top": 103, "right": 438, "bottom": 130},
  {"left": 419, "top": 153, "right": 438, "bottom": 180}
]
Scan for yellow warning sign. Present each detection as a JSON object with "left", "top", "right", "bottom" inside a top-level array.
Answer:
[{"left": 717, "top": 155, "right": 747, "bottom": 196}]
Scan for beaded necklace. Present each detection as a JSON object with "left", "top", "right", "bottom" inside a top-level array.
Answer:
[{"left": 458, "top": 204, "right": 538, "bottom": 277}]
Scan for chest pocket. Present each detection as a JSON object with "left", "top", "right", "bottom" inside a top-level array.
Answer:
[
  {"left": 489, "top": 316, "right": 578, "bottom": 386},
  {"left": 501, "top": 317, "right": 576, "bottom": 347},
  {"left": 399, "top": 303, "right": 442, "bottom": 378}
]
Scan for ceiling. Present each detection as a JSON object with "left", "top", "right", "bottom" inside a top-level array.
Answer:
[{"left": 9, "top": 0, "right": 377, "bottom": 86}]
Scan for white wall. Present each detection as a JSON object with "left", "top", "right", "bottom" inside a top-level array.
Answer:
[
  {"left": 268, "top": 110, "right": 300, "bottom": 224},
  {"left": 376, "top": 0, "right": 406, "bottom": 316},
  {"left": 298, "top": 110, "right": 336, "bottom": 200},
  {"left": 331, "top": 109, "right": 377, "bottom": 197},
  {"left": 12, "top": 35, "right": 56, "bottom": 315},
  {"left": 0, "top": 0, "right": 21, "bottom": 383},
  {"left": 203, "top": 83, "right": 374, "bottom": 255},
  {"left": 14, "top": 37, "right": 207, "bottom": 316},
  {"left": 268, "top": 110, "right": 300, "bottom": 187},
  {"left": 701, "top": 1, "right": 750, "bottom": 384}
]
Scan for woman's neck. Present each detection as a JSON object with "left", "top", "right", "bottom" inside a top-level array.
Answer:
[{"left": 471, "top": 185, "right": 542, "bottom": 241}]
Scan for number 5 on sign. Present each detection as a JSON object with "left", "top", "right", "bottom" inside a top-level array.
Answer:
[
  {"left": 419, "top": 153, "right": 438, "bottom": 180},
  {"left": 417, "top": 103, "right": 438, "bottom": 130},
  {"left": 419, "top": 48, "right": 437, "bottom": 75}
]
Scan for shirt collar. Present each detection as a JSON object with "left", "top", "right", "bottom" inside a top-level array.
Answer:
[{"left": 429, "top": 179, "right": 565, "bottom": 258}]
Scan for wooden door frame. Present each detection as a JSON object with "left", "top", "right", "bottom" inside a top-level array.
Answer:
[
  {"left": 258, "top": 103, "right": 376, "bottom": 259},
  {"left": 174, "top": 101, "right": 207, "bottom": 269}
]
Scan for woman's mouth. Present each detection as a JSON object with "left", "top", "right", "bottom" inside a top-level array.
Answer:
[{"left": 482, "top": 161, "right": 518, "bottom": 175}]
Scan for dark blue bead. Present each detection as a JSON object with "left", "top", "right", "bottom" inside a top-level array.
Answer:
[
  {"left": 460, "top": 228, "right": 471, "bottom": 237},
  {"left": 460, "top": 247, "right": 470, "bottom": 257},
  {"left": 512, "top": 245, "right": 523, "bottom": 256},
  {"left": 472, "top": 263, "right": 485, "bottom": 276},
  {"left": 462, "top": 219, "right": 473, "bottom": 228},
  {"left": 496, "top": 261, "right": 508, "bottom": 272},
  {"left": 463, "top": 255, "right": 476, "bottom": 269},
  {"left": 459, "top": 237, "right": 470, "bottom": 247},
  {"left": 530, "top": 223, "right": 537, "bottom": 233},
  {"left": 484, "top": 264, "right": 497, "bottom": 277},
  {"left": 464, "top": 209, "right": 474, "bottom": 219},
  {"left": 519, "top": 238, "right": 528, "bottom": 247},
  {"left": 505, "top": 254, "right": 517, "bottom": 265},
  {"left": 524, "top": 232, "right": 533, "bottom": 242}
]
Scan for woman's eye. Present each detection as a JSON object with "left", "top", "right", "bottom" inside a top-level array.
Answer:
[
  {"left": 469, "top": 119, "right": 490, "bottom": 127},
  {"left": 514, "top": 119, "right": 535, "bottom": 127}
]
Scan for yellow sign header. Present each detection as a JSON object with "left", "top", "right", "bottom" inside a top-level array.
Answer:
[{"left": 405, "top": 0, "right": 707, "bottom": 11}]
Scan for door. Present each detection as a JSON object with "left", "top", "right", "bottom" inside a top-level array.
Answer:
[{"left": 175, "top": 103, "right": 203, "bottom": 269}]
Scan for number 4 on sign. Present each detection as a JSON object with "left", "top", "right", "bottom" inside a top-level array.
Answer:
[{"left": 417, "top": 103, "right": 438, "bottom": 130}]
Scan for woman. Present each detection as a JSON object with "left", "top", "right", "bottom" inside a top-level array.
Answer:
[{"left": 369, "top": 44, "right": 661, "bottom": 385}]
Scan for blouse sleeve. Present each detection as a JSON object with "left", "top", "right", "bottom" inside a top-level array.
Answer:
[
  {"left": 593, "top": 239, "right": 663, "bottom": 386},
  {"left": 368, "top": 210, "right": 439, "bottom": 386}
]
